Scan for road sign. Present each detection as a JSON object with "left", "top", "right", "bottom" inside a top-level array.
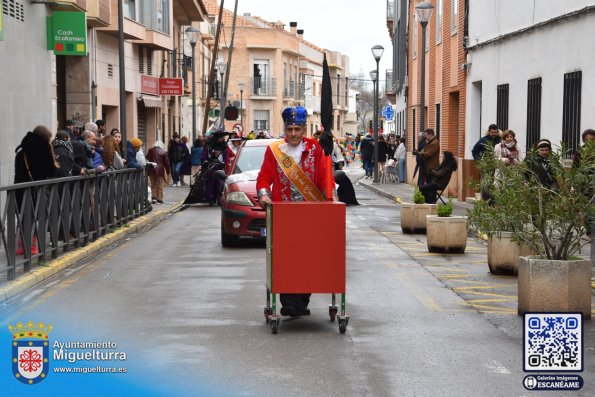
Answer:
[{"left": 382, "top": 106, "right": 394, "bottom": 120}]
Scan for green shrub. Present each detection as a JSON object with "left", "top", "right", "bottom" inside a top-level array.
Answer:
[
  {"left": 437, "top": 200, "right": 453, "bottom": 217},
  {"left": 413, "top": 186, "right": 425, "bottom": 204}
]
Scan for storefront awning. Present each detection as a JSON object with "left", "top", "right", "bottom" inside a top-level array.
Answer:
[{"left": 140, "top": 95, "right": 162, "bottom": 109}]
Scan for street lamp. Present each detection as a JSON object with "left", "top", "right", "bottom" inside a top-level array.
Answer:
[
  {"left": 185, "top": 26, "right": 199, "bottom": 141},
  {"left": 216, "top": 57, "right": 227, "bottom": 129},
  {"left": 371, "top": 45, "right": 384, "bottom": 183},
  {"left": 238, "top": 82, "right": 245, "bottom": 127},
  {"left": 415, "top": 1, "right": 434, "bottom": 137}
]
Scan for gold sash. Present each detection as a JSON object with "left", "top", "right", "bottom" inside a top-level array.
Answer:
[{"left": 270, "top": 141, "right": 324, "bottom": 201}]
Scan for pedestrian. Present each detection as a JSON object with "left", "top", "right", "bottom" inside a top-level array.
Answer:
[
  {"left": 72, "top": 131, "right": 105, "bottom": 174},
  {"left": 93, "top": 137, "right": 106, "bottom": 170},
  {"left": 127, "top": 138, "right": 144, "bottom": 169},
  {"left": 146, "top": 141, "right": 171, "bottom": 204},
  {"left": 472, "top": 124, "right": 502, "bottom": 201},
  {"left": 201, "top": 131, "right": 228, "bottom": 204},
  {"left": 418, "top": 151, "right": 458, "bottom": 204},
  {"left": 377, "top": 134, "right": 388, "bottom": 169},
  {"left": 85, "top": 121, "right": 98, "bottom": 134},
  {"left": 225, "top": 134, "right": 242, "bottom": 174},
  {"left": 168, "top": 133, "right": 187, "bottom": 186},
  {"left": 256, "top": 105, "right": 333, "bottom": 317},
  {"left": 61, "top": 119, "right": 76, "bottom": 140},
  {"left": 413, "top": 131, "right": 427, "bottom": 185},
  {"left": 53, "top": 130, "right": 83, "bottom": 177},
  {"left": 360, "top": 132, "right": 374, "bottom": 178},
  {"left": 394, "top": 137, "right": 407, "bottom": 183},
  {"left": 572, "top": 129, "right": 595, "bottom": 167},
  {"left": 14, "top": 125, "right": 60, "bottom": 255},
  {"left": 95, "top": 119, "right": 106, "bottom": 138},
  {"left": 332, "top": 138, "right": 345, "bottom": 171},
  {"left": 571, "top": 129, "right": 595, "bottom": 239},
  {"left": 190, "top": 137, "right": 205, "bottom": 178},
  {"left": 495, "top": 130, "right": 523, "bottom": 165},
  {"left": 414, "top": 129, "right": 440, "bottom": 186},
  {"left": 179, "top": 136, "right": 191, "bottom": 185},
  {"left": 525, "top": 139, "right": 559, "bottom": 189},
  {"left": 110, "top": 128, "right": 126, "bottom": 161},
  {"left": 101, "top": 135, "right": 125, "bottom": 171}
]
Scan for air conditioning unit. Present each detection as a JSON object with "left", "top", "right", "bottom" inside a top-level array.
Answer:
[
  {"left": 232, "top": 100, "right": 243, "bottom": 109},
  {"left": 210, "top": 23, "right": 217, "bottom": 37}
]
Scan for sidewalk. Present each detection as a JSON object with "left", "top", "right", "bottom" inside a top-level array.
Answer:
[
  {"left": 353, "top": 166, "right": 594, "bottom": 290},
  {"left": 0, "top": 186, "right": 190, "bottom": 303}
]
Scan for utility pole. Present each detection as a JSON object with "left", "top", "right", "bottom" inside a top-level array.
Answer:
[
  {"left": 202, "top": 0, "right": 225, "bottom": 135},
  {"left": 219, "top": 0, "right": 239, "bottom": 130}
]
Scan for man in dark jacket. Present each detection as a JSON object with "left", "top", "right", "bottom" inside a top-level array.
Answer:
[
  {"left": 472, "top": 124, "right": 501, "bottom": 201},
  {"left": 53, "top": 131, "right": 84, "bottom": 177},
  {"left": 360, "top": 132, "right": 374, "bottom": 178},
  {"left": 72, "top": 131, "right": 104, "bottom": 174}
]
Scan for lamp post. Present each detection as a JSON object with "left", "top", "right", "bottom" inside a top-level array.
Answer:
[
  {"left": 216, "top": 57, "right": 227, "bottom": 129},
  {"left": 185, "top": 26, "right": 199, "bottom": 141},
  {"left": 238, "top": 82, "right": 245, "bottom": 127},
  {"left": 371, "top": 45, "right": 384, "bottom": 183},
  {"left": 415, "top": 2, "right": 434, "bottom": 135}
]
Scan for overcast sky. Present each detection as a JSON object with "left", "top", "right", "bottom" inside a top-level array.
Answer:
[{"left": 235, "top": 0, "right": 393, "bottom": 82}]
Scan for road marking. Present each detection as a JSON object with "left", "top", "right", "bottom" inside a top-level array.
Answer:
[
  {"left": 397, "top": 273, "right": 442, "bottom": 312},
  {"left": 483, "top": 360, "right": 512, "bottom": 374}
]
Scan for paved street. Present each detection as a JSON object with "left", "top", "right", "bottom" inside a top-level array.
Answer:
[{"left": 1, "top": 170, "right": 593, "bottom": 396}]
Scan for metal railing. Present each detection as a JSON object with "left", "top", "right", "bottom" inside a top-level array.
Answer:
[
  {"left": 283, "top": 81, "right": 296, "bottom": 98},
  {"left": 250, "top": 78, "right": 277, "bottom": 96},
  {"left": 0, "top": 169, "right": 151, "bottom": 281}
]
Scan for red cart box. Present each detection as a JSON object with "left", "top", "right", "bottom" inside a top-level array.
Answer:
[{"left": 266, "top": 201, "right": 346, "bottom": 294}]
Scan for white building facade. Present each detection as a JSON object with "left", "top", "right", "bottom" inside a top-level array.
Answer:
[{"left": 465, "top": 0, "right": 595, "bottom": 158}]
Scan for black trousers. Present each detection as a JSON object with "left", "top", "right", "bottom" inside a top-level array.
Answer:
[
  {"left": 418, "top": 182, "right": 439, "bottom": 204},
  {"left": 280, "top": 294, "right": 311, "bottom": 311}
]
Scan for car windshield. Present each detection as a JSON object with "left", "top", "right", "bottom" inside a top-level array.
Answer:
[{"left": 233, "top": 145, "right": 267, "bottom": 174}]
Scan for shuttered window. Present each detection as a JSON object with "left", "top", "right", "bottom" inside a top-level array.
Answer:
[
  {"left": 496, "top": 84, "right": 509, "bottom": 131},
  {"left": 562, "top": 71, "right": 581, "bottom": 157},
  {"left": 526, "top": 78, "right": 542, "bottom": 150}
]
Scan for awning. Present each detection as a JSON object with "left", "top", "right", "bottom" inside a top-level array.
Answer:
[{"left": 140, "top": 95, "right": 162, "bottom": 109}]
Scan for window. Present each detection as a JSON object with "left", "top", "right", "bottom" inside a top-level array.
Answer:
[
  {"left": 146, "top": 48, "right": 153, "bottom": 76},
  {"left": 451, "top": 0, "right": 458, "bottom": 33},
  {"left": 496, "top": 84, "right": 509, "bottom": 131},
  {"left": 413, "top": 15, "right": 418, "bottom": 58},
  {"left": 253, "top": 110, "right": 269, "bottom": 131},
  {"left": 337, "top": 115, "right": 341, "bottom": 131},
  {"left": 562, "top": 71, "right": 582, "bottom": 156},
  {"left": 436, "top": 0, "right": 443, "bottom": 43},
  {"left": 526, "top": 78, "right": 542, "bottom": 150},
  {"left": 435, "top": 103, "right": 441, "bottom": 139},
  {"left": 139, "top": 47, "right": 144, "bottom": 74},
  {"left": 156, "top": 0, "right": 169, "bottom": 34},
  {"left": 124, "top": 0, "right": 136, "bottom": 20},
  {"left": 253, "top": 60, "right": 269, "bottom": 95},
  {"left": 345, "top": 77, "right": 349, "bottom": 105}
]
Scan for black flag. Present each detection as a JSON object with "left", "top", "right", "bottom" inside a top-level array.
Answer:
[{"left": 319, "top": 53, "right": 334, "bottom": 156}]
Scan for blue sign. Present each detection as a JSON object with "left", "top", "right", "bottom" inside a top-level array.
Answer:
[{"left": 382, "top": 106, "right": 394, "bottom": 120}]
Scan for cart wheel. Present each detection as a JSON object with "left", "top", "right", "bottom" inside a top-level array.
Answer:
[
  {"left": 329, "top": 307, "right": 338, "bottom": 322},
  {"left": 338, "top": 317, "right": 349, "bottom": 334},
  {"left": 271, "top": 318, "right": 280, "bottom": 334},
  {"left": 264, "top": 307, "right": 272, "bottom": 323}
]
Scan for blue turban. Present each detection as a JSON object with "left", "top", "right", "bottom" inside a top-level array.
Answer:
[{"left": 282, "top": 106, "right": 308, "bottom": 126}]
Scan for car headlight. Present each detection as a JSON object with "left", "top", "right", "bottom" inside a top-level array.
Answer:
[{"left": 227, "top": 191, "right": 253, "bottom": 206}]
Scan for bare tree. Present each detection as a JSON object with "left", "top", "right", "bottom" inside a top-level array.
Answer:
[{"left": 350, "top": 72, "right": 388, "bottom": 132}]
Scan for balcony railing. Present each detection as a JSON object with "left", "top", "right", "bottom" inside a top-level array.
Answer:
[
  {"left": 385, "top": 69, "right": 395, "bottom": 94},
  {"left": 387, "top": 1, "right": 394, "bottom": 22},
  {"left": 250, "top": 78, "right": 277, "bottom": 97},
  {"left": 283, "top": 81, "right": 296, "bottom": 98},
  {"left": 0, "top": 169, "right": 150, "bottom": 281}
]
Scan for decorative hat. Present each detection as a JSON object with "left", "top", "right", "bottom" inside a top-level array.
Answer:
[
  {"left": 130, "top": 138, "right": 143, "bottom": 147},
  {"left": 282, "top": 106, "right": 308, "bottom": 126},
  {"left": 536, "top": 139, "right": 552, "bottom": 150}
]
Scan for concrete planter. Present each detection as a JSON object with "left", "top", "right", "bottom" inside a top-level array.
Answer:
[
  {"left": 518, "top": 256, "right": 592, "bottom": 319},
  {"left": 400, "top": 203, "right": 437, "bottom": 234},
  {"left": 426, "top": 215, "right": 468, "bottom": 253},
  {"left": 488, "top": 232, "right": 536, "bottom": 276}
]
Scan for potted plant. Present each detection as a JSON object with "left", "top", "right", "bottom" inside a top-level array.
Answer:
[
  {"left": 426, "top": 200, "right": 468, "bottom": 253},
  {"left": 467, "top": 142, "right": 594, "bottom": 318},
  {"left": 400, "top": 186, "right": 437, "bottom": 234}
]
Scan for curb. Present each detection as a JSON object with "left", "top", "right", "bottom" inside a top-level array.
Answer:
[
  {"left": 356, "top": 180, "right": 402, "bottom": 203},
  {"left": 0, "top": 203, "right": 184, "bottom": 304}
]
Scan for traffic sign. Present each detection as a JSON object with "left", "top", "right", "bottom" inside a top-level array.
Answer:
[{"left": 382, "top": 106, "right": 394, "bottom": 120}]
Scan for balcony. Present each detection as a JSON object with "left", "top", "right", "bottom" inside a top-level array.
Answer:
[
  {"left": 385, "top": 69, "right": 396, "bottom": 102},
  {"left": 134, "top": 29, "right": 172, "bottom": 51},
  {"left": 386, "top": 0, "right": 394, "bottom": 39},
  {"left": 173, "top": 0, "right": 207, "bottom": 25},
  {"left": 97, "top": 0, "right": 145, "bottom": 40},
  {"left": 43, "top": 0, "right": 87, "bottom": 12},
  {"left": 250, "top": 78, "right": 277, "bottom": 98},
  {"left": 86, "top": 0, "right": 111, "bottom": 28}
]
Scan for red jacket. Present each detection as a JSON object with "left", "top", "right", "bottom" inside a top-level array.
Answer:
[{"left": 256, "top": 137, "right": 331, "bottom": 201}]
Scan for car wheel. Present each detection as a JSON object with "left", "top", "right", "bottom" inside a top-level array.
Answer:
[{"left": 221, "top": 218, "right": 240, "bottom": 247}]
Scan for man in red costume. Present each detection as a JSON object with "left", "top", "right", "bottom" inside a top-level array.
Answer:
[{"left": 256, "top": 105, "right": 333, "bottom": 317}]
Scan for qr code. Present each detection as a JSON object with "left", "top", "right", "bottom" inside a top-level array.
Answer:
[{"left": 524, "top": 313, "right": 582, "bottom": 372}]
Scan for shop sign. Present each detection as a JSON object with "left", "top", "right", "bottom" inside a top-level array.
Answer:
[
  {"left": 140, "top": 75, "right": 160, "bottom": 95},
  {"left": 159, "top": 78, "right": 183, "bottom": 96},
  {"left": 47, "top": 11, "right": 87, "bottom": 56}
]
